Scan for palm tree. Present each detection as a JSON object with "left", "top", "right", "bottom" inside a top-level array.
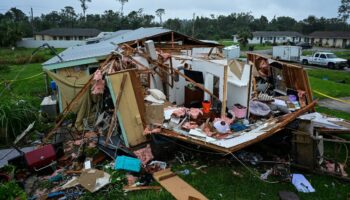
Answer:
[
  {"left": 237, "top": 30, "right": 253, "bottom": 47},
  {"left": 117, "top": 0, "right": 128, "bottom": 15},
  {"left": 155, "top": 8, "right": 165, "bottom": 24},
  {"left": 79, "top": 0, "right": 91, "bottom": 20}
]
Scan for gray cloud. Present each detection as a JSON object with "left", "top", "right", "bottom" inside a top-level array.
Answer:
[{"left": 0, "top": 0, "right": 340, "bottom": 20}]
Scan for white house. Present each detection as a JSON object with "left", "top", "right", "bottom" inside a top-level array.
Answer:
[
  {"left": 233, "top": 31, "right": 307, "bottom": 45},
  {"left": 308, "top": 31, "right": 350, "bottom": 48}
]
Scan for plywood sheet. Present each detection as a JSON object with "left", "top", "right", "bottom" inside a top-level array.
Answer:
[
  {"left": 108, "top": 72, "right": 147, "bottom": 147},
  {"left": 153, "top": 169, "right": 208, "bottom": 200}
]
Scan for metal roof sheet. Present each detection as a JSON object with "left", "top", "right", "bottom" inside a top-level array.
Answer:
[{"left": 43, "top": 27, "right": 172, "bottom": 67}]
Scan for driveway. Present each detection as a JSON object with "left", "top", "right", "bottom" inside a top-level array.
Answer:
[{"left": 318, "top": 97, "right": 350, "bottom": 114}]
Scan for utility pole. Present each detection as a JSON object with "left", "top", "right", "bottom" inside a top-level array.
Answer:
[
  {"left": 192, "top": 13, "right": 195, "bottom": 37},
  {"left": 30, "top": 7, "right": 34, "bottom": 34}
]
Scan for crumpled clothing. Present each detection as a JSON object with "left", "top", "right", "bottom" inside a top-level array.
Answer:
[
  {"left": 182, "top": 121, "right": 198, "bottom": 130},
  {"left": 188, "top": 108, "right": 203, "bottom": 119},
  {"left": 134, "top": 144, "right": 154, "bottom": 165}
]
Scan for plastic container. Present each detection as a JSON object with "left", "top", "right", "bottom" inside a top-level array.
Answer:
[
  {"left": 202, "top": 100, "right": 211, "bottom": 114},
  {"left": 115, "top": 156, "right": 141, "bottom": 172}
]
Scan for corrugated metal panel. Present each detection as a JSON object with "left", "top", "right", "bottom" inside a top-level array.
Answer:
[{"left": 43, "top": 27, "right": 172, "bottom": 67}]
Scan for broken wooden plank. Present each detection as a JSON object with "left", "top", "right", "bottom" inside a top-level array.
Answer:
[{"left": 153, "top": 169, "right": 208, "bottom": 200}]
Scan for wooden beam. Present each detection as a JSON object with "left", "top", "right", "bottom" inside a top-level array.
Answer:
[{"left": 221, "top": 65, "right": 228, "bottom": 117}]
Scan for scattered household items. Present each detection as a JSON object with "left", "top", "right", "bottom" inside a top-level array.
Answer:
[
  {"left": 115, "top": 156, "right": 141, "bottom": 173},
  {"left": 249, "top": 100, "right": 271, "bottom": 116},
  {"left": 223, "top": 45, "right": 240, "bottom": 60},
  {"left": 24, "top": 144, "right": 57, "bottom": 171},
  {"left": 291, "top": 174, "right": 315, "bottom": 193},
  {"left": 40, "top": 96, "right": 58, "bottom": 119}
]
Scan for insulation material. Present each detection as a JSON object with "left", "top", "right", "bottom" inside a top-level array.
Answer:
[{"left": 46, "top": 70, "right": 92, "bottom": 131}]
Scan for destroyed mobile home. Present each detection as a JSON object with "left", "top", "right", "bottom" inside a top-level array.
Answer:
[{"left": 2, "top": 28, "right": 350, "bottom": 199}]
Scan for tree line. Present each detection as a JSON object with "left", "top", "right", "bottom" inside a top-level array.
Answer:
[{"left": 0, "top": 0, "right": 350, "bottom": 47}]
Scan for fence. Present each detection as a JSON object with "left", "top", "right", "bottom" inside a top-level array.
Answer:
[{"left": 17, "top": 38, "right": 85, "bottom": 48}]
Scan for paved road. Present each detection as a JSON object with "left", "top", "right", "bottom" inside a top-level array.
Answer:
[
  {"left": 241, "top": 49, "right": 350, "bottom": 72},
  {"left": 318, "top": 97, "right": 350, "bottom": 114}
]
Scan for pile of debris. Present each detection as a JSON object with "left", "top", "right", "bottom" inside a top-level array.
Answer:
[{"left": 1, "top": 32, "right": 350, "bottom": 199}]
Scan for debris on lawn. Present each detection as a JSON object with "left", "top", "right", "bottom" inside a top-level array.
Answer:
[{"left": 1, "top": 29, "right": 350, "bottom": 199}]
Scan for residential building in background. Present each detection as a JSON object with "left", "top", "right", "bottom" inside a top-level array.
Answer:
[
  {"left": 308, "top": 31, "right": 350, "bottom": 48},
  {"left": 17, "top": 28, "right": 102, "bottom": 48},
  {"left": 34, "top": 28, "right": 101, "bottom": 41},
  {"left": 233, "top": 31, "right": 307, "bottom": 45}
]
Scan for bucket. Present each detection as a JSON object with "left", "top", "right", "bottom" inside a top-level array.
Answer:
[{"left": 202, "top": 100, "right": 211, "bottom": 114}]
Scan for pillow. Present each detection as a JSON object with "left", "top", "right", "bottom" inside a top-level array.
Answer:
[{"left": 148, "top": 89, "right": 166, "bottom": 101}]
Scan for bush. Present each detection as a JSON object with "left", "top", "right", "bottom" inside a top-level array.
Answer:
[
  {"left": 0, "top": 181, "right": 26, "bottom": 200},
  {"left": 0, "top": 99, "right": 37, "bottom": 144},
  {"left": 0, "top": 64, "right": 9, "bottom": 72}
]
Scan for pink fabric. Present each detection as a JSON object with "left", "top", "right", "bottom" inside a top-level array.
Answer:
[
  {"left": 134, "top": 144, "right": 154, "bottom": 165},
  {"left": 188, "top": 108, "right": 203, "bottom": 119}
]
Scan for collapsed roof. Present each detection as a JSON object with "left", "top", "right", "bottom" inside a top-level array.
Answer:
[{"left": 43, "top": 27, "right": 222, "bottom": 70}]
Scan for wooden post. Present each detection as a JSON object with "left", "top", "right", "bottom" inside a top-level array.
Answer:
[
  {"left": 171, "top": 32, "right": 174, "bottom": 48},
  {"left": 221, "top": 65, "right": 228, "bottom": 117}
]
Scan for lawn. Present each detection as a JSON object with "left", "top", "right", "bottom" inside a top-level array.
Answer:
[
  {"left": 1, "top": 48, "right": 350, "bottom": 200},
  {"left": 218, "top": 40, "right": 273, "bottom": 51}
]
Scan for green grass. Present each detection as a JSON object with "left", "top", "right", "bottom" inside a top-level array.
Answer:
[
  {"left": 0, "top": 63, "right": 46, "bottom": 106},
  {"left": 0, "top": 48, "right": 60, "bottom": 144},
  {"left": 306, "top": 69, "right": 350, "bottom": 100},
  {"left": 218, "top": 40, "right": 273, "bottom": 51},
  {"left": 0, "top": 47, "right": 64, "bottom": 65},
  {"left": 126, "top": 155, "right": 350, "bottom": 200},
  {"left": 219, "top": 40, "right": 235, "bottom": 47}
]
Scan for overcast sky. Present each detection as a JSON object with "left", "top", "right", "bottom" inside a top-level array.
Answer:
[{"left": 0, "top": 0, "right": 341, "bottom": 21}]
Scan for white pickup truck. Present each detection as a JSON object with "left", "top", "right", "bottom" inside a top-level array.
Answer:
[{"left": 300, "top": 52, "right": 348, "bottom": 69}]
